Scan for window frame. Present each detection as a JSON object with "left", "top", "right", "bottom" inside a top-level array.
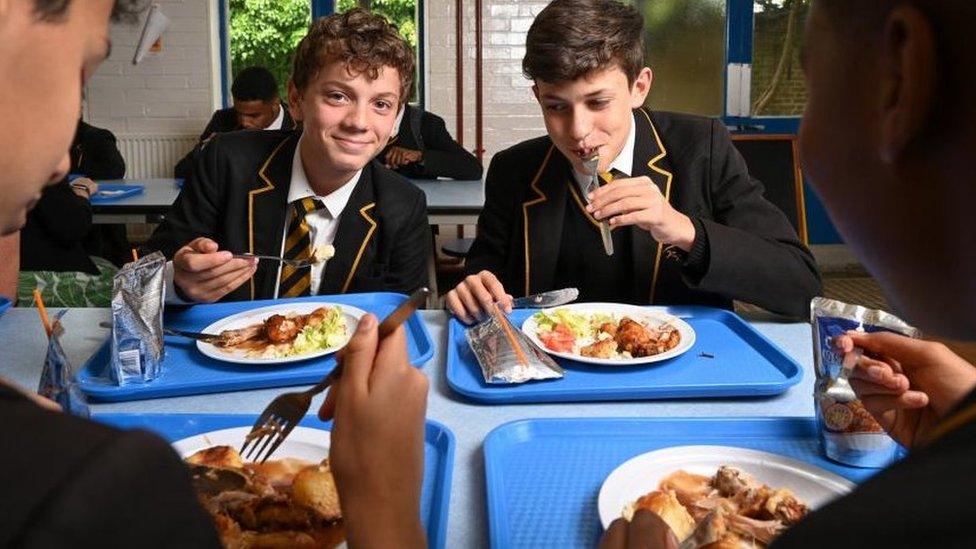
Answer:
[{"left": 220, "top": 0, "right": 425, "bottom": 109}]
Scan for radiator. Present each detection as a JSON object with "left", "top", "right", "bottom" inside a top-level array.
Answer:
[{"left": 115, "top": 134, "right": 197, "bottom": 179}]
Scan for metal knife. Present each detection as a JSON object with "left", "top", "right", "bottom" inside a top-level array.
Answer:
[
  {"left": 512, "top": 288, "right": 579, "bottom": 309},
  {"left": 162, "top": 327, "right": 222, "bottom": 343},
  {"left": 581, "top": 155, "right": 614, "bottom": 256}
]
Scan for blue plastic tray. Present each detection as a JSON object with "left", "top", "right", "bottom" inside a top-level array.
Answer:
[
  {"left": 484, "top": 417, "right": 883, "bottom": 548},
  {"left": 0, "top": 296, "right": 10, "bottom": 317},
  {"left": 77, "top": 293, "right": 434, "bottom": 402},
  {"left": 96, "top": 413, "right": 454, "bottom": 549},
  {"left": 447, "top": 306, "right": 803, "bottom": 403},
  {"left": 90, "top": 183, "right": 145, "bottom": 203}
]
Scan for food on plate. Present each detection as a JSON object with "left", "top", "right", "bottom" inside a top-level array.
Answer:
[
  {"left": 311, "top": 245, "right": 335, "bottom": 264},
  {"left": 532, "top": 308, "right": 681, "bottom": 359},
  {"left": 186, "top": 446, "right": 343, "bottom": 549},
  {"left": 623, "top": 465, "right": 809, "bottom": 547},
  {"left": 212, "top": 306, "right": 347, "bottom": 358}
]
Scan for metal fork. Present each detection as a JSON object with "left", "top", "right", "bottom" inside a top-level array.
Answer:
[
  {"left": 239, "top": 287, "right": 430, "bottom": 463},
  {"left": 232, "top": 253, "right": 316, "bottom": 269}
]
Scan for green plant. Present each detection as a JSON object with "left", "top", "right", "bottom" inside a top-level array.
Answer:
[{"left": 229, "top": 0, "right": 312, "bottom": 99}]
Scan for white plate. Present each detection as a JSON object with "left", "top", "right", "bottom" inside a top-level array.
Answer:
[
  {"left": 195, "top": 302, "right": 366, "bottom": 365},
  {"left": 520, "top": 303, "right": 696, "bottom": 365},
  {"left": 172, "top": 426, "right": 331, "bottom": 461},
  {"left": 597, "top": 445, "right": 855, "bottom": 529}
]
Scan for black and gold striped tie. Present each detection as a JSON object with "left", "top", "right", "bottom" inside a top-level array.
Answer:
[
  {"left": 278, "top": 197, "right": 324, "bottom": 298},
  {"left": 598, "top": 168, "right": 626, "bottom": 186}
]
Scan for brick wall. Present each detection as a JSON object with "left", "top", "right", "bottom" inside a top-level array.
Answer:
[
  {"left": 425, "top": 0, "right": 549, "bottom": 168},
  {"left": 84, "top": 0, "right": 220, "bottom": 136}
]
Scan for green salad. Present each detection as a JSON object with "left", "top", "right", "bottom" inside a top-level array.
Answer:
[
  {"left": 532, "top": 308, "right": 614, "bottom": 339},
  {"left": 289, "top": 307, "right": 347, "bottom": 355}
]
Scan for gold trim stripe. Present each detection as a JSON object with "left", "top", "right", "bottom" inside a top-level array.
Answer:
[
  {"left": 340, "top": 202, "right": 378, "bottom": 293},
  {"left": 247, "top": 136, "right": 293, "bottom": 300},
  {"left": 639, "top": 108, "right": 674, "bottom": 304},
  {"left": 521, "top": 145, "right": 556, "bottom": 296},
  {"left": 922, "top": 399, "right": 976, "bottom": 447}
]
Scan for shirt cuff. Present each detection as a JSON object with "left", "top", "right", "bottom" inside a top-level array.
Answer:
[
  {"left": 164, "top": 260, "right": 192, "bottom": 305},
  {"left": 681, "top": 217, "right": 710, "bottom": 281}
]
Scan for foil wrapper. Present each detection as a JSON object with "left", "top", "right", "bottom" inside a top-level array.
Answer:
[
  {"left": 466, "top": 303, "right": 563, "bottom": 384},
  {"left": 110, "top": 251, "right": 166, "bottom": 385},
  {"left": 38, "top": 310, "right": 90, "bottom": 417},
  {"left": 811, "top": 297, "right": 918, "bottom": 468}
]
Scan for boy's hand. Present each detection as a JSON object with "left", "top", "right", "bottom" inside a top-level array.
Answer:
[
  {"left": 318, "top": 314, "right": 428, "bottom": 549},
  {"left": 385, "top": 146, "right": 423, "bottom": 169},
  {"left": 172, "top": 237, "right": 257, "bottom": 303},
  {"left": 445, "top": 270, "right": 513, "bottom": 324},
  {"left": 586, "top": 176, "right": 697, "bottom": 251}
]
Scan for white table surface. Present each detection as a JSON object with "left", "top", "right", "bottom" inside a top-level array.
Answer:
[{"left": 0, "top": 307, "right": 814, "bottom": 548}]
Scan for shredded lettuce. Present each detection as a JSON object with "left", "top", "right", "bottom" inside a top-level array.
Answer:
[
  {"left": 532, "top": 308, "right": 592, "bottom": 339},
  {"left": 289, "top": 307, "right": 347, "bottom": 355}
]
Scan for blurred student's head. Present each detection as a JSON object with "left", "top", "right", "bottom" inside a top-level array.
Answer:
[
  {"left": 523, "top": 0, "right": 653, "bottom": 175},
  {"left": 231, "top": 66, "right": 282, "bottom": 130},
  {"left": 801, "top": 0, "right": 976, "bottom": 337},
  {"left": 288, "top": 8, "right": 414, "bottom": 184},
  {"left": 0, "top": 0, "right": 142, "bottom": 235}
]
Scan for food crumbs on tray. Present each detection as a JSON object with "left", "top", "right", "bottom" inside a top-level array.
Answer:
[{"left": 698, "top": 352, "right": 715, "bottom": 359}]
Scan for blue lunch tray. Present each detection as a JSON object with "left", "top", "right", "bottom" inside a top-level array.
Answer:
[
  {"left": 90, "top": 183, "right": 145, "bottom": 203},
  {"left": 484, "top": 417, "right": 884, "bottom": 549},
  {"left": 0, "top": 296, "right": 11, "bottom": 317},
  {"left": 447, "top": 306, "right": 803, "bottom": 404},
  {"left": 96, "top": 413, "right": 454, "bottom": 549},
  {"left": 77, "top": 293, "right": 434, "bottom": 402}
]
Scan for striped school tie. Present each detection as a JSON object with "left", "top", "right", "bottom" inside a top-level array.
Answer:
[
  {"left": 278, "top": 197, "right": 325, "bottom": 298},
  {"left": 598, "top": 167, "right": 627, "bottom": 186}
]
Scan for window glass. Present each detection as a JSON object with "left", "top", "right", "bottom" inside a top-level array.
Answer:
[
  {"left": 229, "top": 0, "right": 312, "bottom": 100},
  {"left": 750, "top": 0, "right": 810, "bottom": 116}
]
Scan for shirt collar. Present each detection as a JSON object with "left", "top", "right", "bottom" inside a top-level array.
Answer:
[
  {"left": 266, "top": 105, "right": 285, "bottom": 131},
  {"left": 572, "top": 112, "right": 636, "bottom": 186},
  {"left": 288, "top": 133, "right": 361, "bottom": 218}
]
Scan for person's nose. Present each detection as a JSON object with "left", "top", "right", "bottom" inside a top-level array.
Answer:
[{"left": 569, "top": 108, "right": 592, "bottom": 147}]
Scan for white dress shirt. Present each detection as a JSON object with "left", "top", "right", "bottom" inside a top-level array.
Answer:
[
  {"left": 572, "top": 112, "right": 636, "bottom": 188},
  {"left": 165, "top": 133, "right": 361, "bottom": 303},
  {"left": 266, "top": 105, "right": 286, "bottom": 130},
  {"left": 273, "top": 135, "right": 360, "bottom": 297}
]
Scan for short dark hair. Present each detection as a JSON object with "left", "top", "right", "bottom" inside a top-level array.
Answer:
[
  {"left": 523, "top": 0, "right": 644, "bottom": 85},
  {"left": 291, "top": 8, "right": 415, "bottom": 102},
  {"left": 32, "top": 0, "right": 146, "bottom": 24},
  {"left": 231, "top": 66, "right": 280, "bottom": 102}
]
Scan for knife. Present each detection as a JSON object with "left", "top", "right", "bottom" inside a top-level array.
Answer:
[
  {"left": 512, "top": 288, "right": 579, "bottom": 309},
  {"left": 581, "top": 155, "right": 614, "bottom": 256}
]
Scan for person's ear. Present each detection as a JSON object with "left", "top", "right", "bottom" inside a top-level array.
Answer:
[
  {"left": 630, "top": 67, "right": 653, "bottom": 108},
  {"left": 878, "top": 5, "right": 937, "bottom": 164},
  {"left": 287, "top": 79, "right": 304, "bottom": 123},
  {"left": 531, "top": 83, "right": 540, "bottom": 103}
]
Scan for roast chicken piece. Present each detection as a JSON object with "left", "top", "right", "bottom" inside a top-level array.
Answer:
[
  {"left": 614, "top": 318, "right": 682, "bottom": 357},
  {"left": 265, "top": 314, "right": 307, "bottom": 343},
  {"left": 216, "top": 324, "right": 265, "bottom": 347},
  {"left": 581, "top": 337, "right": 617, "bottom": 359}
]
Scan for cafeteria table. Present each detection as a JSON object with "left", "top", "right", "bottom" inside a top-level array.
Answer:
[
  {"left": 0, "top": 307, "right": 814, "bottom": 548},
  {"left": 90, "top": 177, "right": 484, "bottom": 227}
]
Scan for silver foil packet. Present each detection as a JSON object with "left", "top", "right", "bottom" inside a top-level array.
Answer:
[
  {"left": 467, "top": 304, "right": 564, "bottom": 384},
  {"left": 38, "top": 310, "right": 90, "bottom": 417},
  {"left": 811, "top": 297, "right": 918, "bottom": 468},
  {"left": 110, "top": 251, "right": 166, "bottom": 385}
]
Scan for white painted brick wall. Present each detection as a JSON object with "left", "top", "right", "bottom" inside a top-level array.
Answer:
[
  {"left": 85, "top": 0, "right": 218, "bottom": 138},
  {"left": 425, "top": 0, "right": 549, "bottom": 169}
]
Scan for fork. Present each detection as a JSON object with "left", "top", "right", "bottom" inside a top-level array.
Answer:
[
  {"left": 232, "top": 253, "right": 316, "bottom": 269},
  {"left": 239, "top": 287, "right": 430, "bottom": 463}
]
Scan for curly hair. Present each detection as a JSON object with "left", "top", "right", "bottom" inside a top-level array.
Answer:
[
  {"left": 32, "top": 0, "right": 147, "bottom": 24},
  {"left": 292, "top": 8, "right": 415, "bottom": 102},
  {"left": 523, "top": 0, "right": 644, "bottom": 85}
]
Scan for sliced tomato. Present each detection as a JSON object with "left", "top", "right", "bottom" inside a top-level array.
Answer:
[{"left": 538, "top": 323, "right": 575, "bottom": 353}]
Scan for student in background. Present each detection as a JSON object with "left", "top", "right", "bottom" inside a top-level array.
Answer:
[
  {"left": 378, "top": 103, "right": 483, "bottom": 180},
  {"left": 174, "top": 66, "right": 297, "bottom": 180}
]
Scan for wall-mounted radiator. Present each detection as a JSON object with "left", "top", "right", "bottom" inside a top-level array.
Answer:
[{"left": 115, "top": 134, "right": 197, "bottom": 179}]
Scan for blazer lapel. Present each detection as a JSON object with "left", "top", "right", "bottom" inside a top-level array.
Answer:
[
  {"left": 318, "top": 168, "right": 378, "bottom": 295},
  {"left": 247, "top": 135, "right": 295, "bottom": 300},
  {"left": 631, "top": 107, "right": 675, "bottom": 303},
  {"left": 521, "top": 144, "right": 569, "bottom": 297}
]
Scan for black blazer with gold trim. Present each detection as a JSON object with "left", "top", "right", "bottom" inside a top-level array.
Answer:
[
  {"left": 148, "top": 130, "right": 431, "bottom": 302},
  {"left": 465, "top": 108, "right": 821, "bottom": 318}
]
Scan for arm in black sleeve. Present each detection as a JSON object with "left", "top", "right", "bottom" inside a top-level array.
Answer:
[
  {"left": 14, "top": 429, "right": 220, "bottom": 548},
  {"left": 463, "top": 153, "right": 516, "bottom": 282},
  {"left": 685, "top": 119, "right": 822, "bottom": 318},
  {"left": 411, "top": 113, "right": 483, "bottom": 180},
  {"left": 77, "top": 129, "right": 125, "bottom": 180},
  {"left": 175, "top": 111, "right": 225, "bottom": 179},
  {"left": 147, "top": 138, "right": 226, "bottom": 258},
  {"left": 387, "top": 190, "right": 432, "bottom": 293},
  {"left": 32, "top": 180, "right": 93, "bottom": 247}
]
